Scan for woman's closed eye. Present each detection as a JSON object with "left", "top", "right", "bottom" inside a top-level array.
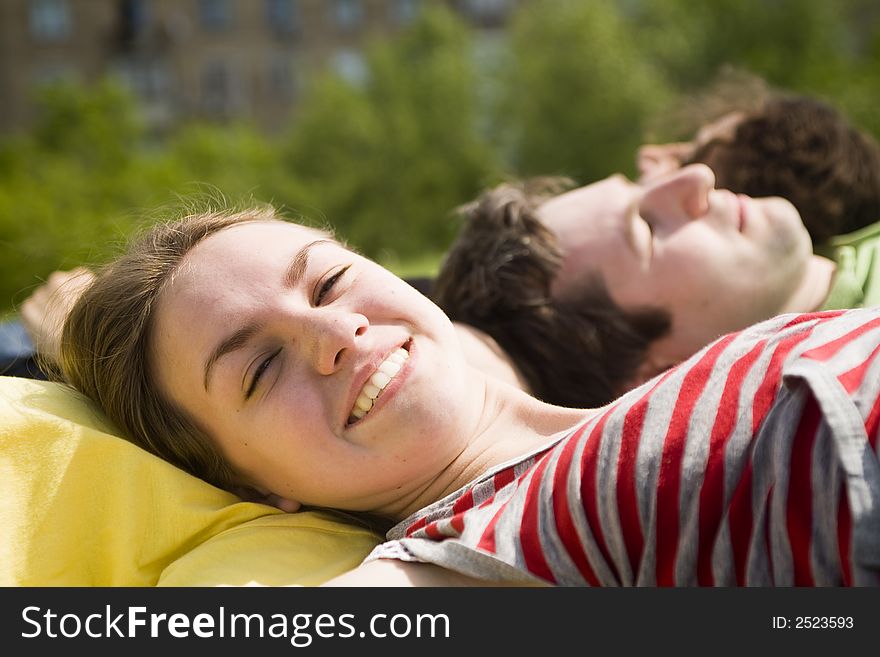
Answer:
[
  {"left": 315, "top": 264, "right": 351, "bottom": 305},
  {"left": 246, "top": 347, "right": 281, "bottom": 399}
]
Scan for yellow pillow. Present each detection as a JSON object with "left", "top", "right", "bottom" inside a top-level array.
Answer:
[{"left": 0, "top": 376, "right": 380, "bottom": 586}]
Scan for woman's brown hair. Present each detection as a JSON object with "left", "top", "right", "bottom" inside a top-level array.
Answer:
[{"left": 54, "top": 206, "right": 284, "bottom": 492}]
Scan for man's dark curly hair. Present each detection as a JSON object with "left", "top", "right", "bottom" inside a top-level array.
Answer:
[
  {"left": 688, "top": 94, "right": 880, "bottom": 245},
  {"left": 433, "top": 180, "right": 670, "bottom": 408}
]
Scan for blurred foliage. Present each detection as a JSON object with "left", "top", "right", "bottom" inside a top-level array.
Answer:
[
  {"left": 1, "top": 0, "right": 879, "bottom": 313},
  {"left": 281, "top": 6, "right": 500, "bottom": 258},
  {"left": 498, "top": 0, "right": 672, "bottom": 181}
]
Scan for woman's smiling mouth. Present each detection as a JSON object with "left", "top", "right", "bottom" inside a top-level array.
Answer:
[{"left": 347, "top": 341, "right": 411, "bottom": 425}]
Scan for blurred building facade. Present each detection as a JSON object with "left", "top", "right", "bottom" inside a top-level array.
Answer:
[{"left": 0, "top": 0, "right": 522, "bottom": 134}]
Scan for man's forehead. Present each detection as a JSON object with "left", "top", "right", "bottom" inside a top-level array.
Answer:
[{"left": 540, "top": 174, "right": 636, "bottom": 221}]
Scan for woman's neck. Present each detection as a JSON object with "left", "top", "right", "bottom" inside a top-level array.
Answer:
[
  {"left": 453, "top": 322, "right": 531, "bottom": 392},
  {"left": 388, "top": 373, "right": 592, "bottom": 521}
]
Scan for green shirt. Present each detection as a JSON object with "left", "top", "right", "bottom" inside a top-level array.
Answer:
[{"left": 818, "top": 219, "right": 880, "bottom": 310}]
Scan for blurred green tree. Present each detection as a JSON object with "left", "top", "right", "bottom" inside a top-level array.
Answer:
[
  {"left": 281, "top": 5, "right": 500, "bottom": 263},
  {"left": 0, "top": 81, "right": 149, "bottom": 312},
  {"left": 497, "top": 0, "right": 673, "bottom": 183}
]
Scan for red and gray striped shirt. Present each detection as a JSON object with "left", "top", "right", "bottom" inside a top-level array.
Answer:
[{"left": 367, "top": 309, "right": 880, "bottom": 586}]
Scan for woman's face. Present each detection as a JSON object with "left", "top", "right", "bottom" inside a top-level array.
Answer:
[{"left": 151, "top": 221, "right": 482, "bottom": 514}]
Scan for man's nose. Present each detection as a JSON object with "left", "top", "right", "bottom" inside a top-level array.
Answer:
[{"left": 638, "top": 163, "right": 715, "bottom": 226}]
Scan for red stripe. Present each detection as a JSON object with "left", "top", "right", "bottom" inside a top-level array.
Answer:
[
  {"left": 579, "top": 412, "right": 619, "bottom": 582},
  {"left": 476, "top": 504, "right": 507, "bottom": 554},
  {"left": 493, "top": 467, "right": 516, "bottom": 491},
  {"left": 617, "top": 396, "right": 649, "bottom": 577},
  {"left": 476, "top": 460, "right": 542, "bottom": 552},
  {"left": 799, "top": 316, "right": 880, "bottom": 363},
  {"left": 452, "top": 488, "right": 475, "bottom": 515},
  {"left": 728, "top": 461, "right": 754, "bottom": 586},
  {"left": 424, "top": 521, "right": 445, "bottom": 539},
  {"left": 405, "top": 516, "right": 427, "bottom": 537},
  {"left": 519, "top": 456, "right": 557, "bottom": 583},
  {"left": 787, "top": 397, "right": 820, "bottom": 586},
  {"left": 449, "top": 488, "right": 476, "bottom": 534},
  {"left": 654, "top": 335, "right": 735, "bottom": 585},
  {"left": 551, "top": 424, "right": 601, "bottom": 585},
  {"left": 596, "top": 371, "right": 674, "bottom": 583},
  {"left": 696, "top": 340, "right": 766, "bottom": 585},
  {"left": 837, "top": 488, "right": 853, "bottom": 586},
  {"left": 751, "top": 329, "right": 818, "bottom": 433},
  {"left": 837, "top": 341, "right": 880, "bottom": 393},
  {"left": 782, "top": 310, "right": 845, "bottom": 329},
  {"left": 865, "top": 391, "right": 880, "bottom": 450}
]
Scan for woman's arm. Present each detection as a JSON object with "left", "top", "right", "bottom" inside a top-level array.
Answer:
[
  {"left": 20, "top": 268, "right": 94, "bottom": 362},
  {"left": 322, "top": 559, "right": 510, "bottom": 587}
]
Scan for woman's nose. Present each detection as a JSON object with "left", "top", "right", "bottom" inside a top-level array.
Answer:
[
  {"left": 307, "top": 310, "right": 369, "bottom": 376},
  {"left": 638, "top": 163, "right": 716, "bottom": 226}
]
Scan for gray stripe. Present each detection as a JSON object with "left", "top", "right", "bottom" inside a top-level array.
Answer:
[
  {"left": 747, "top": 385, "right": 804, "bottom": 585},
  {"left": 712, "top": 330, "right": 780, "bottom": 584},
  {"left": 674, "top": 336, "right": 749, "bottom": 585},
  {"left": 632, "top": 364, "right": 689, "bottom": 585},
  {"left": 534, "top": 447, "right": 588, "bottom": 586},
  {"left": 810, "top": 423, "right": 846, "bottom": 585},
  {"left": 784, "top": 358, "right": 880, "bottom": 585},
  {"left": 564, "top": 425, "right": 620, "bottom": 585},
  {"left": 595, "top": 399, "right": 632, "bottom": 584}
]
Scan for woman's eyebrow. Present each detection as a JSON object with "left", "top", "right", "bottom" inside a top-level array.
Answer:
[
  {"left": 202, "top": 238, "right": 332, "bottom": 392},
  {"left": 285, "top": 239, "right": 334, "bottom": 288},
  {"left": 203, "top": 322, "right": 263, "bottom": 392}
]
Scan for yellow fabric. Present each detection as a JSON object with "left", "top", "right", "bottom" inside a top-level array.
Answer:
[{"left": 0, "top": 376, "right": 380, "bottom": 586}]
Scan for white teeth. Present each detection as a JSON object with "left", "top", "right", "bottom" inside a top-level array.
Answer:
[
  {"left": 362, "top": 382, "right": 381, "bottom": 400},
  {"left": 347, "top": 346, "right": 410, "bottom": 424},
  {"left": 378, "top": 360, "right": 401, "bottom": 377},
  {"left": 370, "top": 371, "right": 392, "bottom": 388}
]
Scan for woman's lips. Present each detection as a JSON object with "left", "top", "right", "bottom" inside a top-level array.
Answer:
[{"left": 346, "top": 339, "right": 413, "bottom": 426}]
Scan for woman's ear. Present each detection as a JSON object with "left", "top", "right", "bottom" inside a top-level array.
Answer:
[
  {"left": 261, "top": 494, "right": 302, "bottom": 513},
  {"left": 234, "top": 485, "right": 302, "bottom": 513}
]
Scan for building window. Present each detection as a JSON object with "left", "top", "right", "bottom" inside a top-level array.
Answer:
[
  {"left": 201, "top": 60, "right": 232, "bottom": 116},
  {"left": 268, "top": 55, "right": 297, "bottom": 100},
  {"left": 115, "top": 57, "right": 169, "bottom": 102},
  {"left": 29, "top": 0, "right": 71, "bottom": 42},
  {"left": 333, "top": 0, "right": 363, "bottom": 32},
  {"left": 332, "top": 49, "right": 368, "bottom": 86},
  {"left": 119, "top": 0, "right": 152, "bottom": 43},
  {"left": 464, "top": 0, "right": 510, "bottom": 19},
  {"left": 31, "top": 62, "right": 75, "bottom": 87},
  {"left": 200, "top": 0, "right": 233, "bottom": 31},
  {"left": 392, "top": 0, "right": 420, "bottom": 25},
  {"left": 265, "top": 0, "right": 298, "bottom": 36}
]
